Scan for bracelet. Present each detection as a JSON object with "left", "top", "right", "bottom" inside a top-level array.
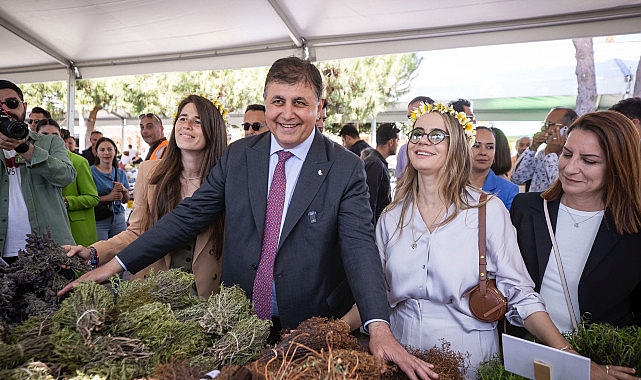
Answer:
[
  {"left": 559, "top": 345, "right": 573, "bottom": 352},
  {"left": 88, "top": 246, "right": 99, "bottom": 269}
]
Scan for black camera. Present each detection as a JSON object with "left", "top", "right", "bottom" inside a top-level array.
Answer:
[{"left": 0, "top": 106, "right": 29, "bottom": 140}]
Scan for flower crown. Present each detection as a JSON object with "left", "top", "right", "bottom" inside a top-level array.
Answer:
[
  {"left": 173, "top": 94, "right": 229, "bottom": 124},
  {"left": 408, "top": 102, "right": 475, "bottom": 140}
]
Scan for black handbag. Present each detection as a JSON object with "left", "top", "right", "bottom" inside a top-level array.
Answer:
[{"left": 94, "top": 201, "right": 113, "bottom": 221}]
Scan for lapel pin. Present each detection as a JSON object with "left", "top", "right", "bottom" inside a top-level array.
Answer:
[{"left": 318, "top": 169, "right": 323, "bottom": 176}]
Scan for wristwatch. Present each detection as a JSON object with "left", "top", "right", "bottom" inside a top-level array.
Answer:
[{"left": 15, "top": 142, "right": 30, "bottom": 154}]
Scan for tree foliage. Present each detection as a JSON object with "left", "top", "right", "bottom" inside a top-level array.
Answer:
[
  {"left": 19, "top": 53, "right": 421, "bottom": 137},
  {"left": 320, "top": 53, "right": 421, "bottom": 134}
]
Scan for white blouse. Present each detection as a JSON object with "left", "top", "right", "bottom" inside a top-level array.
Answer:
[{"left": 376, "top": 188, "right": 547, "bottom": 328}]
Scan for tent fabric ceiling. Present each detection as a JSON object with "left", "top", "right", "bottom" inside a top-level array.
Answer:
[{"left": 1, "top": 0, "right": 641, "bottom": 84}]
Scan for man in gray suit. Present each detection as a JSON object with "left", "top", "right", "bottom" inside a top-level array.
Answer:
[{"left": 60, "top": 57, "right": 437, "bottom": 379}]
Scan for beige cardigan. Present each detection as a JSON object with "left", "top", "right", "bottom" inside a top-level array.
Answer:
[{"left": 93, "top": 160, "right": 222, "bottom": 297}]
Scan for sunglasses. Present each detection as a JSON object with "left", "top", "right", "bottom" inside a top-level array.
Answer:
[
  {"left": 27, "top": 118, "right": 42, "bottom": 124},
  {"left": 0, "top": 97, "right": 21, "bottom": 110},
  {"left": 242, "top": 122, "right": 264, "bottom": 131},
  {"left": 139, "top": 113, "right": 162, "bottom": 123},
  {"left": 408, "top": 128, "right": 450, "bottom": 145}
]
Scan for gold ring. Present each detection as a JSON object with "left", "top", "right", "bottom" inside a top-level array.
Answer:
[{"left": 606, "top": 365, "right": 610, "bottom": 374}]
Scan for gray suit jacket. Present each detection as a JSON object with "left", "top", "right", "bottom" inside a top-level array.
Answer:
[{"left": 118, "top": 130, "right": 389, "bottom": 328}]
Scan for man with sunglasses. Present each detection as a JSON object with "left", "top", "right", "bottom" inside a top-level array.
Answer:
[
  {"left": 242, "top": 104, "right": 269, "bottom": 137},
  {"left": 0, "top": 79, "right": 76, "bottom": 265},
  {"left": 139, "top": 113, "right": 167, "bottom": 160},
  {"left": 511, "top": 107, "right": 578, "bottom": 192},
  {"left": 27, "top": 106, "right": 51, "bottom": 132}
]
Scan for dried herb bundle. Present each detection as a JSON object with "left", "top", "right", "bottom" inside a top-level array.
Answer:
[
  {"left": 111, "top": 268, "right": 200, "bottom": 313},
  {"left": 219, "top": 317, "right": 470, "bottom": 380},
  {"left": 1, "top": 271, "right": 270, "bottom": 379},
  {"left": 0, "top": 232, "right": 90, "bottom": 327},
  {"left": 191, "top": 285, "right": 271, "bottom": 369},
  {"left": 401, "top": 341, "right": 469, "bottom": 380}
]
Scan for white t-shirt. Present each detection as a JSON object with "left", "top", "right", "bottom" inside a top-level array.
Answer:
[
  {"left": 2, "top": 150, "right": 32, "bottom": 257},
  {"left": 539, "top": 203, "right": 603, "bottom": 332}
]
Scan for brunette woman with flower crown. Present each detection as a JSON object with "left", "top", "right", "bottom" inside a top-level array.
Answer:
[
  {"left": 64, "top": 95, "right": 227, "bottom": 298},
  {"left": 376, "top": 102, "right": 611, "bottom": 379}
]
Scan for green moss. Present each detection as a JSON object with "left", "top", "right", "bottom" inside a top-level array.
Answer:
[{"left": 566, "top": 323, "right": 641, "bottom": 372}]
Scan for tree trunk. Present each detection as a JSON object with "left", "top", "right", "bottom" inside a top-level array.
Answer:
[
  {"left": 573, "top": 38, "right": 597, "bottom": 115},
  {"left": 634, "top": 55, "right": 641, "bottom": 98},
  {"left": 85, "top": 105, "right": 102, "bottom": 147}
]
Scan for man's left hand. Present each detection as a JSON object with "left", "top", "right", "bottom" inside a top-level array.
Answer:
[
  {"left": 368, "top": 321, "right": 439, "bottom": 380},
  {"left": 0, "top": 133, "right": 25, "bottom": 151},
  {"left": 544, "top": 126, "right": 565, "bottom": 155}
]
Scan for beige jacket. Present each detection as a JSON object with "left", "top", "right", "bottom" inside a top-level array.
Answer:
[{"left": 93, "top": 160, "right": 222, "bottom": 297}]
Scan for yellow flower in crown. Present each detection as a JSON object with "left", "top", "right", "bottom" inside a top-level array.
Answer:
[
  {"left": 407, "top": 101, "right": 475, "bottom": 141},
  {"left": 173, "top": 94, "right": 230, "bottom": 125}
]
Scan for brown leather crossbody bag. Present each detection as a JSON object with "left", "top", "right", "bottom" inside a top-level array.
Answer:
[{"left": 463, "top": 193, "right": 508, "bottom": 322}]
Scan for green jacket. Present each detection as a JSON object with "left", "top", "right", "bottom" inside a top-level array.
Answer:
[
  {"left": 0, "top": 132, "right": 76, "bottom": 251},
  {"left": 62, "top": 151, "right": 99, "bottom": 246}
]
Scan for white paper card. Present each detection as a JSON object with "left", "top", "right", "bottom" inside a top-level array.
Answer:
[{"left": 502, "top": 334, "right": 590, "bottom": 380}]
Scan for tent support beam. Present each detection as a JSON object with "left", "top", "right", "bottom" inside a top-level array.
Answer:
[
  {"left": 266, "top": 0, "right": 303, "bottom": 47},
  {"left": 0, "top": 12, "right": 72, "bottom": 71}
]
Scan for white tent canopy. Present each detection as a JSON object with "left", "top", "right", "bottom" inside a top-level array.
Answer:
[{"left": 1, "top": 0, "right": 641, "bottom": 84}]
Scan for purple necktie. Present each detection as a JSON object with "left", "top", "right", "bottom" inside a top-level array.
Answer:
[{"left": 252, "top": 150, "right": 294, "bottom": 320}]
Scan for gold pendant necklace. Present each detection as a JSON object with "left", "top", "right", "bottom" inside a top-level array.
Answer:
[{"left": 411, "top": 222, "right": 427, "bottom": 250}]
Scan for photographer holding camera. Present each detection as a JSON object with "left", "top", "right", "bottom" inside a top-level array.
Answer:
[{"left": 0, "top": 80, "right": 76, "bottom": 265}]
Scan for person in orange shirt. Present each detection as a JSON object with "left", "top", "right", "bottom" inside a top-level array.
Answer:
[{"left": 139, "top": 113, "right": 168, "bottom": 160}]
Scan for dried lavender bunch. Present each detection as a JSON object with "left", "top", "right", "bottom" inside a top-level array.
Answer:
[{"left": 0, "top": 232, "right": 90, "bottom": 327}]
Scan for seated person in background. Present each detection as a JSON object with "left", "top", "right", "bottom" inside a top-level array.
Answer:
[
  {"left": 119, "top": 150, "right": 132, "bottom": 166},
  {"left": 339, "top": 123, "right": 370, "bottom": 156},
  {"left": 511, "top": 107, "right": 577, "bottom": 192},
  {"left": 243, "top": 104, "right": 269, "bottom": 137},
  {"left": 65, "top": 95, "right": 227, "bottom": 298},
  {"left": 0, "top": 80, "right": 76, "bottom": 265},
  {"left": 36, "top": 119, "right": 99, "bottom": 246},
  {"left": 470, "top": 126, "right": 519, "bottom": 210}
]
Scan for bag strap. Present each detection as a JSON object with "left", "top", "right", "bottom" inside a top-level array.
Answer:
[
  {"left": 478, "top": 193, "right": 488, "bottom": 296},
  {"left": 543, "top": 199, "right": 579, "bottom": 330}
]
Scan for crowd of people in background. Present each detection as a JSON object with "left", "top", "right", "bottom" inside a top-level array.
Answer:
[{"left": 3, "top": 61, "right": 641, "bottom": 379}]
